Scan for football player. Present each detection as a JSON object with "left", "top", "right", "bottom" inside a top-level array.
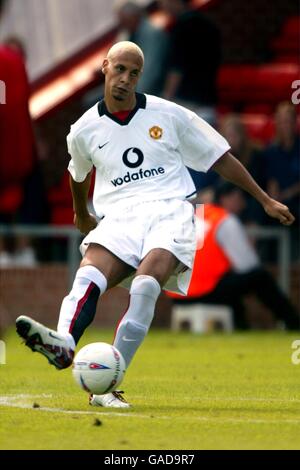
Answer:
[{"left": 17, "top": 41, "right": 294, "bottom": 408}]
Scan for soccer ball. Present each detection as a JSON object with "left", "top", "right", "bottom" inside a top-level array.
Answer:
[{"left": 72, "top": 342, "right": 126, "bottom": 395}]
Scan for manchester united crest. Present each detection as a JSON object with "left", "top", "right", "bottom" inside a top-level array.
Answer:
[{"left": 149, "top": 126, "right": 163, "bottom": 140}]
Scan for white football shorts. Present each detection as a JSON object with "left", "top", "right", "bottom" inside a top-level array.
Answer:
[{"left": 80, "top": 199, "right": 196, "bottom": 295}]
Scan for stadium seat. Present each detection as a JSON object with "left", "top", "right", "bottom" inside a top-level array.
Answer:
[
  {"left": 283, "top": 16, "right": 300, "bottom": 38},
  {"left": 242, "top": 104, "right": 273, "bottom": 115},
  {"left": 240, "top": 114, "right": 275, "bottom": 144},
  {"left": 218, "top": 63, "right": 300, "bottom": 106},
  {"left": 48, "top": 169, "right": 95, "bottom": 225},
  {"left": 271, "top": 16, "right": 300, "bottom": 62},
  {"left": 47, "top": 172, "right": 73, "bottom": 224},
  {"left": 171, "top": 303, "right": 233, "bottom": 333},
  {"left": 0, "top": 186, "right": 23, "bottom": 214},
  {"left": 230, "top": 113, "right": 299, "bottom": 145}
]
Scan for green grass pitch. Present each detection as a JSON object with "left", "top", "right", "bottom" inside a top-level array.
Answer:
[{"left": 0, "top": 327, "right": 300, "bottom": 450}]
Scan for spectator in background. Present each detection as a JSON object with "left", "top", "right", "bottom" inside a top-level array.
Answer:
[
  {"left": 159, "top": 0, "right": 221, "bottom": 125},
  {"left": 168, "top": 182, "right": 299, "bottom": 330},
  {"left": 114, "top": 0, "right": 170, "bottom": 95},
  {"left": 264, "top": 102, "right": 300, "bottom": 260},
  {"left": 188, "top": 115, "right": 267, "bottom": 225},
  {"left": 220, "top": 115, "right": 267, "bottom": 224},
  {"left": 265, "top": 103, "right": 299, "bottom": 217},
  {"left": 0, "top": 0, "right": 46, "bottom": 266}
]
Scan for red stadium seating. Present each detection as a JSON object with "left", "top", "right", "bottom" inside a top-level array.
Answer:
[
  {"left": 242, "top": 104, "right": 273, "bottom": 115},
  {"left": 271, "top": 16, "right": 300, "bottom": 63},
  {"left": 231, "top": 114, "right": 300, "bottom": 146},
  {"left": 218, "top": 63, "right": 300, "bottom": 106},
  {"left": 283, "top": 16, "right": 300, "bottom": 38},
  {"left": 48, "top": 170, "right": 95, "bottom": 225},
  {"left": 216, "top": 13, "right": 299, "bottom": 108},
  {"left": 240, "top": 114, "right": 275, "bottom": 144},
  {"left": 47, "top": 172, "right": 73, "bottom": 225}
]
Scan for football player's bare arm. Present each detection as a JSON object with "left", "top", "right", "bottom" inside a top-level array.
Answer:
[
  {"left": 69, "top": 172, "right": 97, "bottom": 235},
  {"left": 211, "top": 152, "right": 295, "bottom": 226}
]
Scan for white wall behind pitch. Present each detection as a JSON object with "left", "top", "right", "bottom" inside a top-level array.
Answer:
[{"left": 0, "top": 0, "right": 149, "bottom": 80}]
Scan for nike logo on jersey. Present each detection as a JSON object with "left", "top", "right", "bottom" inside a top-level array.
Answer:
[
  {"left": 48, "top": 332, "right": 62, "bottom": 341},
  {"left": 122, "top": 336, "right": 137, "bottom": 342},
  {"left": 99, "top": 142, "right": 109, "bottom": 149}
]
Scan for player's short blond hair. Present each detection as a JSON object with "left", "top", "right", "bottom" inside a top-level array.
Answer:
[{"left": 107, "top": 41, "right": 144, "bottom": 67}]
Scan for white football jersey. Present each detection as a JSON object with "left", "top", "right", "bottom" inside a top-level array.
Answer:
[{"left": 67, "top": 94, "right": 230, "bottom": 217}]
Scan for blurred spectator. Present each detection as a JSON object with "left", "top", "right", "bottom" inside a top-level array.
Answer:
[
  {"left": 0, "top": 1, "right": 47, "bottom": 266},
  {"left": 159, "top": 0, "right": 221, "bottom": 125},
  {"left": 264, "top": 101, "right": 300, "bottom": 227},
  {"left": 188, "top": 114, "right": 267, "bottom": 224},
  {"left": 114, "top": 0, "right": 170, "bottom": 95},
  {"left": 264, "top": 102, "right": 300, "bottom": 261},
  {"left": 167, "top": 182, "right": 299, "bottom": 330},
  {"left": 220, "top": 115, "right": 267, "bottom": 224}
]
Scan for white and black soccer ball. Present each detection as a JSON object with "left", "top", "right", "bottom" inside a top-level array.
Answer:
[{"left": 72, "top": 342, "right": 126, "bottom": 395}]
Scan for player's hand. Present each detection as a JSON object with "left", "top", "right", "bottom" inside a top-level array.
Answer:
[
  {"left": 74, "top": 213, "right": 98, "bottom": 235},
  {"left": 263, "top": 198, "right": 295, "bottom": 226}
]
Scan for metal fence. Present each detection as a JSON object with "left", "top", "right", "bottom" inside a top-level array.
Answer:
[{"left": 0, "top": 224, "right": 292, "bottom": 293}]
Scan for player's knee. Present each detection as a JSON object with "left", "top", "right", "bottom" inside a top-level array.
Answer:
[
  {"left": 131, "top": 275, "right": 161, "bottom": 300},
  {"left": 137, "top": 250, "right": 179, "bottom": 285}
]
